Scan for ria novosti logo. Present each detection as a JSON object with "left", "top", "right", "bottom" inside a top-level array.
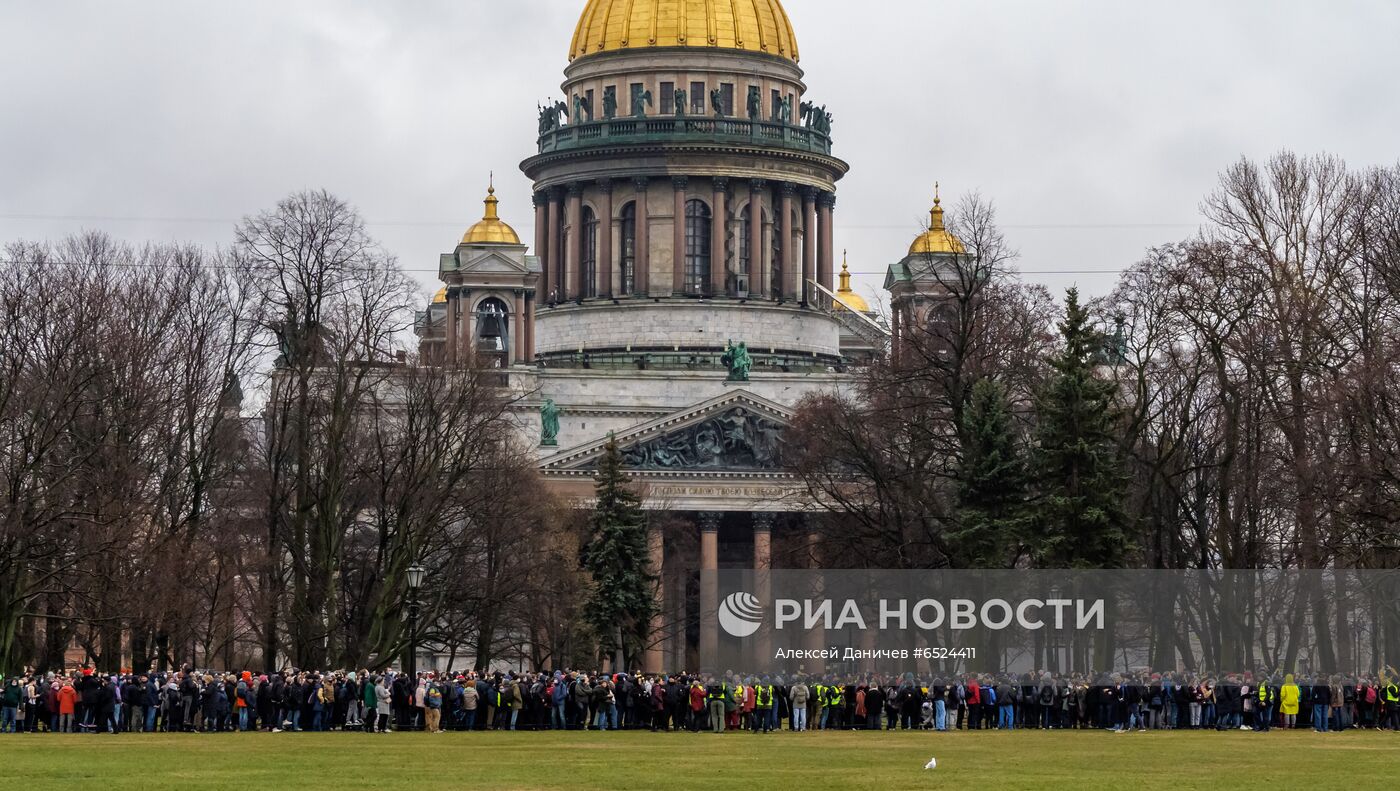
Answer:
[{"left": 718, "top": 591, "right": 764, "bottom": 638}]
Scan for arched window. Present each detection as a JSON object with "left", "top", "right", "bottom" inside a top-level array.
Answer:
[
  {"left": 739, "top": 211, "right": 751, "bottom": 278},
  {"left": 554, "top": 224, "right": 566, "bottom": 302},
  {"left": 619, "top": 202, "right": 636, "bottom": 296},
  {"left": 581, "top": 207, "right": 598, "bottom": 299},
  {"left": 771, "top": 211, "right": 783, "bottom": 299},
  {"left": 474, "top": 296, "right": 511, "bottom": 367},
  {"left": 684, "top": 199, "right": 710, "bottom": 295}
]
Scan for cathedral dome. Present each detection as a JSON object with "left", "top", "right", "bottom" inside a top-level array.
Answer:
[
  {"left": 833, "top": 254, "right": 869, "bottom": 313},
  {"left": 908, "top": 192, "right": 966, "bottom": 256},
  {"left": 462, "top": 184, "right": 521, "bottom": 245},
  {"left": 569, "top": 0, "right": 799, "bottom": 63}
]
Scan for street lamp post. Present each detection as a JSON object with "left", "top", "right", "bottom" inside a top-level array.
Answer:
[{"left": 406, "top": 564, "right": 425, "bottom": 684}]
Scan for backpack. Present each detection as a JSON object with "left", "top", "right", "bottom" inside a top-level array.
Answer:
[{"left": 1365, "top": 686, "right": 1377, "bottom": 704}]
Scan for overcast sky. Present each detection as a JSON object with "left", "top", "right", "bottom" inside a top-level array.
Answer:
[{"left": 3, "top": 0, "right": 1397, "bottom": 309}]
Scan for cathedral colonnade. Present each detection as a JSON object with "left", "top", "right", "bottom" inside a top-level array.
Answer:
[
  {"left": 642, "top": 511, "right": 825, "bottom": 675},
  {"left": 531, "top": 177, "right": 836, "bottom": 306}
]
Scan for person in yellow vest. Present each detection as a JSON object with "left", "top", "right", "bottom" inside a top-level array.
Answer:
[
  {"left": 1278, "top": 674, "right": 1300, "bottom": 729},
  {"left": 825, "top": 682, "right": 844, "bottom": 730},
  {"left": 753, "top": 679, "right": 774, "bottom": 734},
  {"left": 1254, "top": 675, "right": 1275, "bottom": 732},
  {"left": 812, "top": 682, "right": 826, "bottom": 730},
  {"left": 705, "top": 677, "right": 726, "bottom": 734},
  {"left": 1383, "top": 669, "right": 1400, "bottom": 731}
]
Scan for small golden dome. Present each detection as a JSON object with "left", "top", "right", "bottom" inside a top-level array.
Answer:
[
  {"left": 570, "top": 0, "right": 799, "bottom": 63},
  {"left": 462, "top": 181, "right": 521, "bottom": 246},
  {"left": 833, "top": 252, "right": 870, "bottom": 313},
  {"left": 432, "top": 287, "right": 447, "bottom": 304},
  {"left": 909, "top": 185, "right": 966, "bottom": 256}
]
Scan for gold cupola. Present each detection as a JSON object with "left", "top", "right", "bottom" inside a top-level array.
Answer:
[
  {"left": 569, "top": 0, "right": 799, "bottom": 63},
  {"left": 833, "top": 251, "right": 870, "bottom": 313},
  {"left": 908, "top": 184, "right": 966, "bottom": 256},
  {"left": 461, "top": 180, "right": 522, "bottom": 246}
]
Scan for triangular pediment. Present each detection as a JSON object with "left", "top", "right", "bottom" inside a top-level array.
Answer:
[
  {"left": 541, "top": 389, "right": 793, "bottom": 473},
  {"left": 457, "top": 248, "right": 529, "bottom": 274}
]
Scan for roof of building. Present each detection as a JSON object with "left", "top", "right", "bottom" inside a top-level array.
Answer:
[
  {"left": 908, "top": 187, "right": 966, "bottom": 256},
  {"left": 569, "top": 0, "right": 799, "bottom": 63},
  {"left": 462, "top": 182, "right": 521, "bottom": 246},
  {"left": 833, "top": 253, "right": 870, "bottom": 313}
]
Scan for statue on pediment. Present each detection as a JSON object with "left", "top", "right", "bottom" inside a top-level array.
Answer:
[{"left": 618, "top": 407, "right": 783, "bottom": 471}]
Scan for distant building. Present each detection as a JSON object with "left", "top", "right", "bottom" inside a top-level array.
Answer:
[{"left": 415, "top": 0, "right": 958, "bottom": 672}]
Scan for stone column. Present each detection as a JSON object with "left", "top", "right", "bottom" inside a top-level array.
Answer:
[
  {"left": 803, "top": 524, "right": 825, "bottom": 674},
  {"left": 748, "top": 180, "right": 765, "bottom": 298},
  {"left": 645, "top": 525, "right": 665, "bottom": 673},
  {"left": 533, "top": 191, "right": 549, "bottom": 301},
  {"left": 859, "top": 621, "right": 878, "bottom": 674},
  {"left": 779, "top": 182, "right": 796, "bottom": 301},
  {"left": 632, "top": 177, "right": 650, "bottom": 296},
  {"left": 890, "top": 296, "right": 901, "bottom": 366},
  {"left": 671, "top": 565, "right": 687, "bottom": 671},
  {"left": 672, "top": 177, "right": 688, "bottom": 295},
  {"left": 801, "top": 187, "right": 817, "bottom": 305},
  {"left": 698, "top": 511, "right": 720, "bottom": 672},
  {"left": 445, "top": 288, "right": 459, "bottom": 365},
  {"left": 753, "top": 513, "right": 774, "bottom": 669},
  {"left": 524, "top": 293, "right": 535, "bottom": 362},
  {"left": 818, "top": 192, "right": 836, "bottom": 292},
  {"left": 597, "top": 179, "right": 613, "bottom": 299},
  {"left": 711, "top": 177, "right": 728, "bottom": 297},
  {"left": 566, "top": 183, "right": 583, "bottom": 302},
  {"left": 512, "top": 289, "right": 525, "bottom": 365},
  {"left": 547, "top": 189, "right": 563, "bottom": 303},
  {"left": 464, "top": 288, "right": 481, "bottom": 358},
  {"left": 907, "top": 303, "right": 918, "bottom": 361}
]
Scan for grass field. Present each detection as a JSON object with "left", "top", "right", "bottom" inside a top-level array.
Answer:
[{"left": 0, "top": 728, "right": 1395, "bottom": 790}]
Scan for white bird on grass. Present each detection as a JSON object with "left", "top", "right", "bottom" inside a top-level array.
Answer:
[{"left": 924, "top": 757, "right": 938, "bottom": 770}]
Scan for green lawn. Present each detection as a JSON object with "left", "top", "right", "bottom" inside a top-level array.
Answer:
[{"left": 0, "top": 728, "right": 1394, "bottom": 790}]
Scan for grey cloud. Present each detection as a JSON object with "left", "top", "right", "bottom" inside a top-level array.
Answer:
[{"left": 3, "top": 0, "right": 1396, "bottom": 306}]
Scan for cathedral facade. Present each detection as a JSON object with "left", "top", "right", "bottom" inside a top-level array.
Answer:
[{"left": 416, "top": 0, "right": 953, "bottom": 671}]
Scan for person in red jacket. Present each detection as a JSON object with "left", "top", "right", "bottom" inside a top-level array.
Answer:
[
  {"left": 688, "top": 680, "right": 705, "bottom": 732},
  {"left": 57, "top": 680, "right": 78, "bottom": 734},
  {"left": 966, "top": 678, "right": 982, "bottom": 730}
]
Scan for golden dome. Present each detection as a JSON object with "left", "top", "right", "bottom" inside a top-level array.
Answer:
[
  {"left": 833, "top": 252, "right": 870, "bottom": 313},
  {"left": 432, "top": 287, "right": 447, "bottom": 304},
  {"left": 462, "top": 182, "right": 521, "bottom": 246},
  {"left": 570, "top": 0, "right": 799, "bottom": 63},
  {"left": 908, "top": 186, "right": 966, "bottom": 256}
]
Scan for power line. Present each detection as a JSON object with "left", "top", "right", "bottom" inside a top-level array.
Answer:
[
  {"left": 0, "top": 212, "right": 1200, "bottom": 232},
  {"left": 0, "top": 258, "right": 1130, "bottom": 277}
]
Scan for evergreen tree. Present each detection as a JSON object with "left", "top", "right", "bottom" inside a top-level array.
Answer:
[
  {"left": 581, "top": 435, "right": 657, "bottom": 668},
  {"left": 952, "top": 377, "right": 1032, "bottom": 568},
  {"left": 1034, "top": 288, "right": 1130, "bottom": 568}
]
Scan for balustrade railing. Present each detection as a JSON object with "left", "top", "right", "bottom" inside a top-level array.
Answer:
[{"left": 537, "top": 117, "right": 833, "bottom": 155}]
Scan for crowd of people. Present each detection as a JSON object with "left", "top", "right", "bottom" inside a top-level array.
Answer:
[{"left": 4, "top": 665, "right": 1399, "bottom": 735}]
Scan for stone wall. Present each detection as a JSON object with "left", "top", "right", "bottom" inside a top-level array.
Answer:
[{"left": 536, "top": 299, "right": 841, "bottom": 357}]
